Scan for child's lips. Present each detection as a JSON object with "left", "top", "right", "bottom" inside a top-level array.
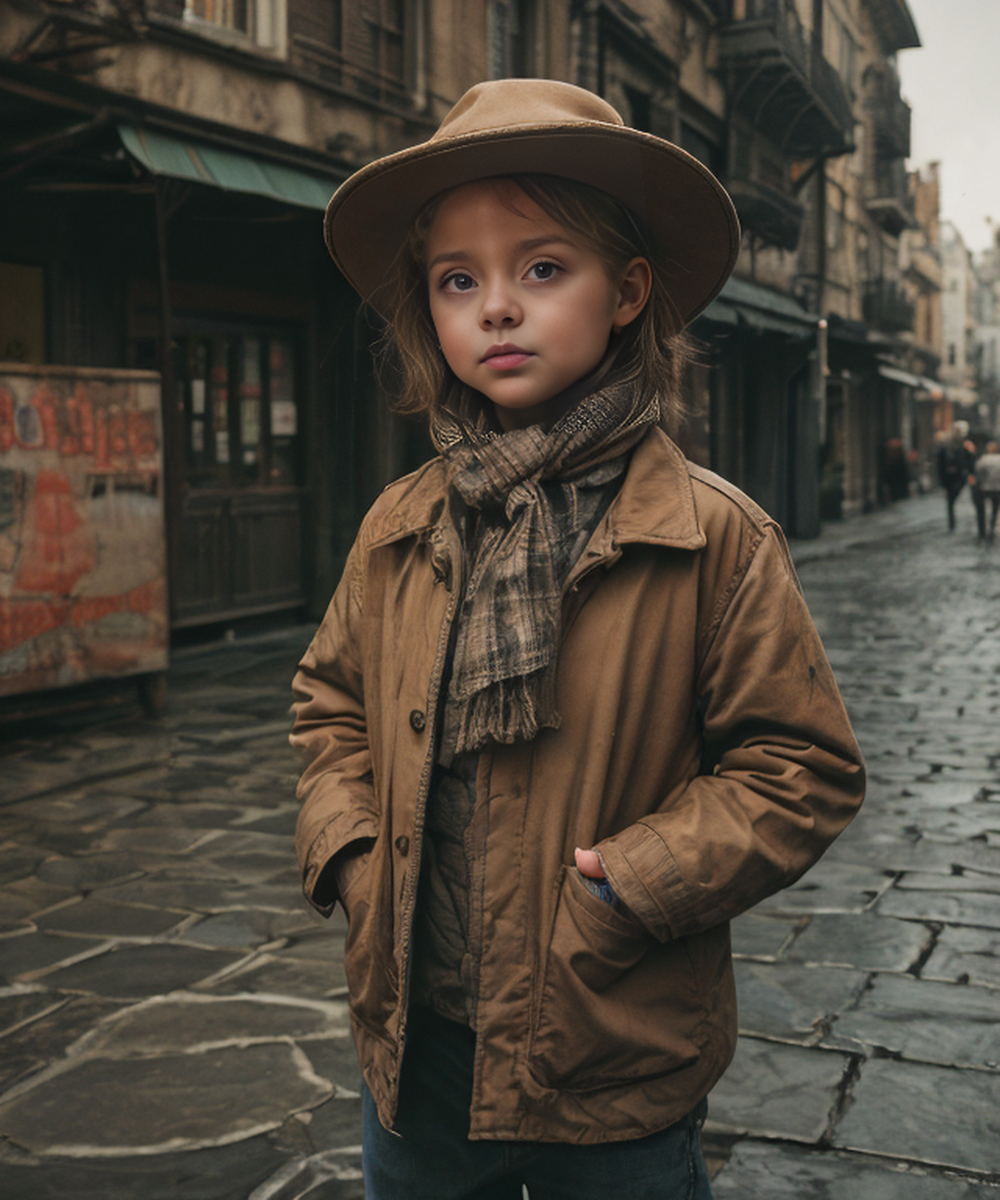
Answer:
[{"left": 482, "top": 345, "right": 533, "bottom": 370}]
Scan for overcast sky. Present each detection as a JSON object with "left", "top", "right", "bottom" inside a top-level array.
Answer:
[{"left": 898, "top": 0, "right": 1000, "bottom": 255}]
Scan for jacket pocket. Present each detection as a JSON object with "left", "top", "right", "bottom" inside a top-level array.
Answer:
[
  {"left": 528, "top": 867, "right": 703, "bottom": 1091},
  {"left": 342, "top": 847, "right": 398, "bottom": 1042}
]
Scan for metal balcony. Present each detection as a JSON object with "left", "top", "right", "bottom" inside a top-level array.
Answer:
[
  {"left": 863, "top": 279, "right": 915, "bottom": 334},
  {"left": 865, "top": 158, "right": 916, "bottom": 237},
  {"left": 864, "top": 66, "right": 911, "bottom": 159},
  {"left": 726, "top": 174, "right": 805, "bottom": 251},
  {"left": 719, "top": 0, "right": 855, "bottom": 158}
]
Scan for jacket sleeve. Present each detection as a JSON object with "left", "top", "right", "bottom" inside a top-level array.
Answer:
[
  {"left": 290, "top": 537, "right": 380, "bottom": 917},
  {"left": 596, "top": 524, "right": 865, "bottom": 941}
]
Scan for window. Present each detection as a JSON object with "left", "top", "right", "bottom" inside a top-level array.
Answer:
[
  {"left": 488, "top": 0, "right": 532, "bottom": 79},
  {"left": 681, "top": 122, "right": 722, "bottom": 175},
  {"left": 364, "top": 0, "right": 406, "bottom": 86},
  {"left": 178, "top": 329, "right": 300, "bottom": 490},
  {"left": 183, "top": 0, "right": 287, "bottom": 55},
  {"left": 186, "top": 0, "right": 249, "bottom": 34}
]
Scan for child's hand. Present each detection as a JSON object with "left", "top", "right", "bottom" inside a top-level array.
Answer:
[{"left": 574, "top": 846, "right": 605, "bottom": 879}]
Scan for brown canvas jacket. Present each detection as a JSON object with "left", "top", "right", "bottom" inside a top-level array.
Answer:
[{"left": 291, "top": 428, "right": 865, "bottom": 1143}]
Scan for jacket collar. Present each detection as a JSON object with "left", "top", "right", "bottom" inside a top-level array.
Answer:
[
  {"left": 366, "top": 427, "right": 705, "bottom": 552},
  {"left": 602, "top": 426, "right": 706, "bottom": 551}
]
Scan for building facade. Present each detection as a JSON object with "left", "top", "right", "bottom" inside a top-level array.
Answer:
[{"left": 1, "top": 0, "right": 936, "bottom": 644}]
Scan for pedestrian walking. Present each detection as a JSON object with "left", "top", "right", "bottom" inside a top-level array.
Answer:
[
  {"left": 975, "top": 440, "right": 1000, "bottom": 544},
  {"left": 289, "top": 78, "right": 865, "bottom": 1200},
  {"left": 936, "top": 420, "right": 976, "bottom": 532}
]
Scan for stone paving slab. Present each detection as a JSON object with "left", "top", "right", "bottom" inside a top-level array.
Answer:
[
  {"left": 825, "top": 973, "right": 1000, "bottom": 1068},
  {"left": 1, "top": 931, "right": 112, "bottom": 980},
  {"left": 750, "top": 861, "right": 893, "bottom": 916},
  {"left": 895, "top": 870, "right": 1000, "bottom": 895},
  {"left": 0, "top": 1140, "right": 295, "bottom": 1200},
  {"left": 0, "top": 995, "right": 125, "bottom": 1091},
  {"left": 733, "top": 960, "right": 868, "bottom": 1043},
  {"left": 713, "top": 1141, "right": 998, "bottom": 1198},
  {"left": 204, "top": 954, "right": 346, "bottom": 1001},
  {"left": 35, "top": 853, "right": 144, "bottom": 892},
  {"left": 833, "top": 1057, "right": 1000, "bottom": 1173},
  {"left": 0, "top": 1042, "right": 332, "bottom": 1155},
  {"left": 76, "top": 993, "right": 352, "bottom": 1056},
  {"left": 32, "top": 943, "right": 247, "bottom": 998},
  {"left": 32, "top": 896, "right": 191, "bottom": 940},
  {"left": 876, "top": 887, "right": 1000, "bottom": 929},
  {"left": 921, "top": 925, "right": 1000, "bottom": 988},
  {"left": 731, "top": 912, "right": 802, "bottom": 959},
  {"left": 783, "top": 911, "right": 933, "bottom": 972},
  {"left": 706, "top": 1036, "right": 852, "bottom": 1142}
]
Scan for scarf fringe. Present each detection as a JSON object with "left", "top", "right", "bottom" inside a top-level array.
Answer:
[{"left": 446, "top": 669, "right": 561, "bottom": 757}]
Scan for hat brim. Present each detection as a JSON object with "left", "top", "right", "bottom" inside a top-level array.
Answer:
[{"left": 324, "top": 122, "right": 740, "bottom": 328}]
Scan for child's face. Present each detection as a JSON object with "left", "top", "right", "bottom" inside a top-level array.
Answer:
[{"left": 425, "top": 181, "right": 650, "bottom": 430}]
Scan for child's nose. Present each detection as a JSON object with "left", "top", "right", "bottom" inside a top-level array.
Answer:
[{"left": 479, "top": 279, "right": 521, "bottom": 328}]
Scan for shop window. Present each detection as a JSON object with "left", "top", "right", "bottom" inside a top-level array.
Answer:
[{"left": 178, "top": 329, "right": 300, "bottom": 491}]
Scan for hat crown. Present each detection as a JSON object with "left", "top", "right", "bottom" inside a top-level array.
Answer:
[{"left": 431, "top": 78, "right": 625, "bottom": 145}]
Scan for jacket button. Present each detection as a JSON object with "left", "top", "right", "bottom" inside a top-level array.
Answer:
[
  {"left": 409, "top": 709, "right": 426, "bottom": 732},
  {"left": 394, "top": 835, "right": 410, "bottom": 856}
]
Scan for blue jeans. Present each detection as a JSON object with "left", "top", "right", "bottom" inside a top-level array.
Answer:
[{"left": 362, "top": 1005, "right": 713, "bottom": 1200}]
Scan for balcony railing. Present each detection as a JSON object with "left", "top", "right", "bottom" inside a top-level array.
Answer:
[
  {"left": 863, "top": 279, "right": 915, "bottom": 334},
  {"left": 719, "top": 0, "right": 855, "bottom": 158},
  {"left": 865, "top": 157, "right": 915, "bottom": 237},
  {"left": 726, "top": 175, "right": 805, "bottom": 251},
  {"left": 864, "top": 67, "right": 911, "bottom": 159}
]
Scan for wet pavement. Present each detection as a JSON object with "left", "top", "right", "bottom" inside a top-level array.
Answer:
[{"left": 1, "top": 486, "right": 1000, "bottom": 1198}]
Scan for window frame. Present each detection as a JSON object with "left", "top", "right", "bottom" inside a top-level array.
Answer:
[{"left": 182, "top": 0, "right": 287, "bottom": 57}]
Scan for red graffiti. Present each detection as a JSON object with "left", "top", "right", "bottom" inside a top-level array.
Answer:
[
  {"left": 77, "top": 387, "right": 95, "bottom": 455},
  {"left": 0, "top": 387, "right": 14, "bottom": 453},
  {"left": 33, "top": 384, "right": 59, "bottom": 450},
  {"left": 0, "top": 597, "right": 69, "bottom": 652},
  {"left": 14, "top": 470, "right": 98, "bottom": 595},
  {"left": 127, "top": 410, "right": 158, "bottom": 459}
]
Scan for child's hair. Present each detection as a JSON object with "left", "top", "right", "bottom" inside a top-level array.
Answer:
[{"left": 375, "top": 174, "right": 692, "bottom": 429}]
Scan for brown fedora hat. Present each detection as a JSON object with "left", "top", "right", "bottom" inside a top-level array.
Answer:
[{"left": 324, "top": 78, "right": 740, "bottom": 328}]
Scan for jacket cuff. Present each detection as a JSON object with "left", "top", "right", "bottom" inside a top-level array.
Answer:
[
  {"left": 301, "top": 816, "right": 379, "bottom": 917},
  {"left": 596, "top": 822, "right": 710, "bottom": 943}
]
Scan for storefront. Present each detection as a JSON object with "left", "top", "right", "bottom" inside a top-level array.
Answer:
[
  {"left": 693, "top": 276, "right": 821, "bottom": 537},
  {"left": 0, "top": 63, "right": 376, "bottom": 641}
]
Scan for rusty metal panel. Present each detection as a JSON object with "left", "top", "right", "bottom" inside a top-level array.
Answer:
[{"left": 0, "top": 364, "right": 168, "bottom": 698}]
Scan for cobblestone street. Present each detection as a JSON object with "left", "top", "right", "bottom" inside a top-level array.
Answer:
[{"left": 2, "top": 488, "right": 1000, "bottom": 1198}]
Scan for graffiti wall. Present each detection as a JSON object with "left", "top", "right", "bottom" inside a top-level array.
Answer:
[{"left": 0, "top": 364, "right": 167, "bottom": 698}]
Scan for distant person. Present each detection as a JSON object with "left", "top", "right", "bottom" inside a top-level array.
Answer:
[
  {"left": 975, "top": 441, "right": 1000, "bottom": 544},
  {"left": 883, "top": 437, "right": 909, "bottom": 501},
  {"left": 936, "top": 421, "right": 976, "bottom": 532}
]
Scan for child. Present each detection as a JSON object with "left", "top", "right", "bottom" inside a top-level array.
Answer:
[{"left": 291, "top": 78, "right": 864, "bottom": 1199}]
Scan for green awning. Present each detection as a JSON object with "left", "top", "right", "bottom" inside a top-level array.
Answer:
[
  {"left": 119, "top": 123, "right": 340, "bottom": 211},
  {"left": 700, "top": 277, "right": 818, "bottom": 335}
]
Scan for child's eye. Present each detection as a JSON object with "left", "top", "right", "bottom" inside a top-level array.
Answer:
[
  {"left": 441, "top": 272, "right": 476, "bottom": 292},
  {"left": 528, "top": 261, "right": 560, "bottom": 281}
]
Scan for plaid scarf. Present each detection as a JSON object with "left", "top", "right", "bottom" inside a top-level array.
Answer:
[{"left": 433, "top": 379, "right": 658, "bottom": 761}]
